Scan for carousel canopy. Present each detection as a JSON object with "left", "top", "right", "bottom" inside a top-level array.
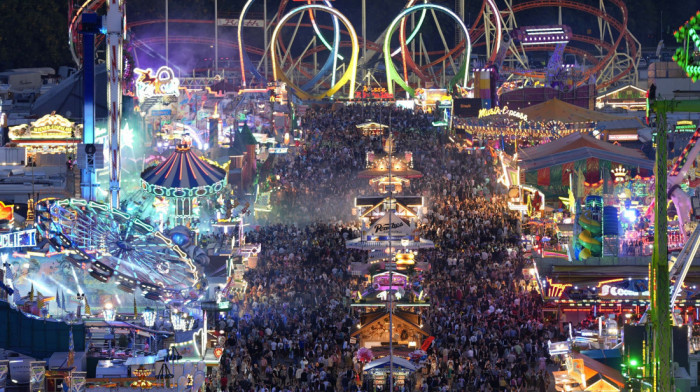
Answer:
[
  {"left": 518, "top": 132, "right": 653, "bottom": 171},
  {"left": 519, "top": 98, "right": 636, "bottom": 124},
  {"left": 141, "top": 143, "right": 227, "bottom": 198}
]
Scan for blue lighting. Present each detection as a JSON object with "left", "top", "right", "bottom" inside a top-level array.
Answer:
[
  {"left": 622, "top": 208, "right": 638, "bottom": 222},
  {"left": 171, "top": 232, "right": 189, "bottom": 246}
]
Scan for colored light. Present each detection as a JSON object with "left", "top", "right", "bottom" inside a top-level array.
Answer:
[
  {"left": 270, "top": 4, "right": 359, "bottom": 100},
  {"left": 384, "top": 3, "right": 472, "bottom": 96}
]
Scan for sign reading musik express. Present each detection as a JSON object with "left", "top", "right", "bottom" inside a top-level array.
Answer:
[{"left": 478, "top": 106, "right": 528, "bottom": 122}]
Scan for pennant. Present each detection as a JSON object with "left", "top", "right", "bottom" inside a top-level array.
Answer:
[{"left": 537, "top": 167, "right": 550, "bottom": 187}]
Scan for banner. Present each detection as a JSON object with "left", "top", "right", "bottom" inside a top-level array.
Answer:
[
  {"left": 561, "top": 162, "right": 574, "bottom": 186},
  {"left": 0, "top": 360, "right": 8, "bottom": 390},
  {"left": 585, "top": 158, "right": 600, "bottom": 184},
  {"left": 217, "top": 19, "right": 264, "bottom": 27},
  {"left": 537, "top": 167, "right": 550, "bottom": 187},
  {"left": 70, "top": 371, "right": 86, "bottom": 392},
  {"left": 29, "top": 361, "right": 45, "bottom": 392},
  {"left": 453, "top": 98, "right": 482, "bottom": 118}
]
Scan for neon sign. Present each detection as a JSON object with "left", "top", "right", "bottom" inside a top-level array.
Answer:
[
  {"left": 0, "top": 201, "right": 13, "bottom": 221},
  {"left": 0, "top": 229, "right": 36, "bottom": 249},
  {"left": 611, "top": 166, "right": 627, "bottom": 183},
  {"left": 478, "top": 106, "right": 528, "bottom": 122},
  {"left": 600, "top": 284, "right": 648, "bottom": 297},
  {"left": 354, "top": 87, "right": 394, "bottom": 100},
  {"left": 134, "top": 66, "right": 181, "bottom": 102},
  {"left": 9, "top": 113, "right": 80, "bottom": 140}
]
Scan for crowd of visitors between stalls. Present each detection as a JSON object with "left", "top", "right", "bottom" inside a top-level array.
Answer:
[{"left": 209, "top": 105, "right": 563, "bottom": 392}]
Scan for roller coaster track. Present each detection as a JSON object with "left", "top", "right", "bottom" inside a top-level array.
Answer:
[
  {"left": 69, "top": 0, "right": 107, "bottom": 66},
  {"left": 70, "top": 0, "right": 639, "bottom": 92},
  {"left": 509, "top": 0, "right": 640, "bottom": 90}
]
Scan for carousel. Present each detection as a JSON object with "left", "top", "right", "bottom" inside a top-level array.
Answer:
[{"left": 140, "top": 139, "right": 227, "bottom": 224}]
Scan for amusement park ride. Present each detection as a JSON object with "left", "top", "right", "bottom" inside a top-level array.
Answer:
[
  {"left": 67, "top": 0, "right": 642, "bottom": 102},
  {"left": 6, "top": 0, "right": 694, "bottom": 389}
]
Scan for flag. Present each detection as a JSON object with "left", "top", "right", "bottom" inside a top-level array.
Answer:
[
  {"left": 56, "top": 288, "right": 61, "bottom": 310},
  {"left": 29, "top": 283, "right": 34, "bottom": 302},
  {"left": 84, "top": 297, "right": 91, "bottom": 316},
  {"left": 133, "top": 296, "right": 138, "bottom": 319},
  {"left": 61, "top": 291, "right": 67, "bottom": 311},
  {"left": 67, "top": 327, "right": 75, "bottom": 367}
]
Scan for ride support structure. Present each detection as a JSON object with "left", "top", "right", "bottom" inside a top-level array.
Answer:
[
  {"left": 106, "top": 0, "right": 125, "bottom": 209},
  {"left": 648, "top": 98, "right": 700, "bottom": 392},
  {"left": 79, "top": 12, "right": 100, "bottom": 201}
]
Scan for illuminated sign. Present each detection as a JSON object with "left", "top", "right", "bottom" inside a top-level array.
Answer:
[
  {"left": 268, "top": 147, "right": 288, "bottom": 154},
  {"left": 478, "top": 106, "right": 528, "bottom": 122},
  {"left": 355, "top": 87, "right": 394, "bottom": 100},
  {"left": 134, "top": 66, "right": 181, "bottom": 102},
  {"left": 600, "top": 284, "right": 648, "bottom": 297},
  {"left": 676, "top": 120, "right": 697, "bottom": 132},
  {"left": 8, "top": 113, "right": 81, "bottom": 141},
  {"left": 608, "top": 133, "right": 638, "bottom": 141},
  {"left": 0, "top": 201, "right": 13, "bottom": 221},
  {"left": 548, "top": 341, "right": 570, "bottom": 355},
  {"left": 611, "top": 166, "right": 628, "bottom": 183},
  {"left": 0, "top": 229, "right": 36, "bottom": 249}
]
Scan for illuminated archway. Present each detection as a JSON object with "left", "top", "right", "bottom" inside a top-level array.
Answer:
[
  {"left": 384, "top": 4, "right": 472, "bottom": 96},
  {"left": 270, "top": 4, "right": 359, "bottom": 100}
]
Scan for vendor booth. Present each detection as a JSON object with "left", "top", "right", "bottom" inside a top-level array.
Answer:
[{"left": 362, "top": 356, "right": 417, "bottom": 388}]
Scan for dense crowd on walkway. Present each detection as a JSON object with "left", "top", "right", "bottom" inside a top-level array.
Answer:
[{"left": 209, "top": 104, "right": 560, "bottom": 392}]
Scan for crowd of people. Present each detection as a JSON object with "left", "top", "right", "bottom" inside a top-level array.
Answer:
[{"left": 210, "top": 104, "right": 560, "bottom": 392}]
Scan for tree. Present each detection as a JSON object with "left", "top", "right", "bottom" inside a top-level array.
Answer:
[{"left": 0, "top": 0, "right": 72, "bottom": 70}]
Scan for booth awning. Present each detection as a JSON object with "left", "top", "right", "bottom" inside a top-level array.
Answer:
[
  {"left": 519, "top": 98, "right": 636, "bottom": 124},
  {"left": 518, "top": 132, "right": 653, "bottom": 171},
  {"left": 363, "top": 356, "right": 418, "bottom": 372}
]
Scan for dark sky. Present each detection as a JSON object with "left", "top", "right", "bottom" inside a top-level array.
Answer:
[{"left": 0, "top": 0, "right": 695, "bottom": 70}]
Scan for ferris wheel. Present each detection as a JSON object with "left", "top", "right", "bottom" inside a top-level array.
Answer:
[{"left": 36, "top": 199, "right": 205, "bottom": 303}]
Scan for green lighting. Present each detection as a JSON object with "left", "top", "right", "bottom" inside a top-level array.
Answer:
[
  {"left": 674, "top": 12, "right": 700, "bottom": 82},
  {"left": 630, "top": 359, "right": 638, "bottom": 367}
]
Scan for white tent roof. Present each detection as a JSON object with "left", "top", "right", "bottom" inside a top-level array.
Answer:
[{"left": 363, "top": 356, "right": 418, "bottom": 372}]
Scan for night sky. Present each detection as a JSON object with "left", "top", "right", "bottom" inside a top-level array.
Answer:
[{"left": 0, "top": 0, "right": 695, "bottom": 70}]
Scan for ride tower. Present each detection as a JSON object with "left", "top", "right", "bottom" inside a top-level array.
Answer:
[{"left": 79, "top": 12, "right": 100, "bottom": 201}]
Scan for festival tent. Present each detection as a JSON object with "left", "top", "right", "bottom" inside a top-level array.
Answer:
[
  {"left": 519, "top": 132, "right": 653, "bottom": 171},
  {"left": 519, "top": 98, "right": 636, "bottom": 124},
  {"left": 518, "top": 132, "right": 653, "bottom": 198}
]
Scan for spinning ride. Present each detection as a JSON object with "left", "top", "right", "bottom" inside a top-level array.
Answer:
[{"left": 35, "top": 199, "right": 204, "bottom": 303}]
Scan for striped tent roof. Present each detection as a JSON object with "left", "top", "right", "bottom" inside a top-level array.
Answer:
[{"left": 141, "top": 144, "right": 226, "bottom": 194}]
